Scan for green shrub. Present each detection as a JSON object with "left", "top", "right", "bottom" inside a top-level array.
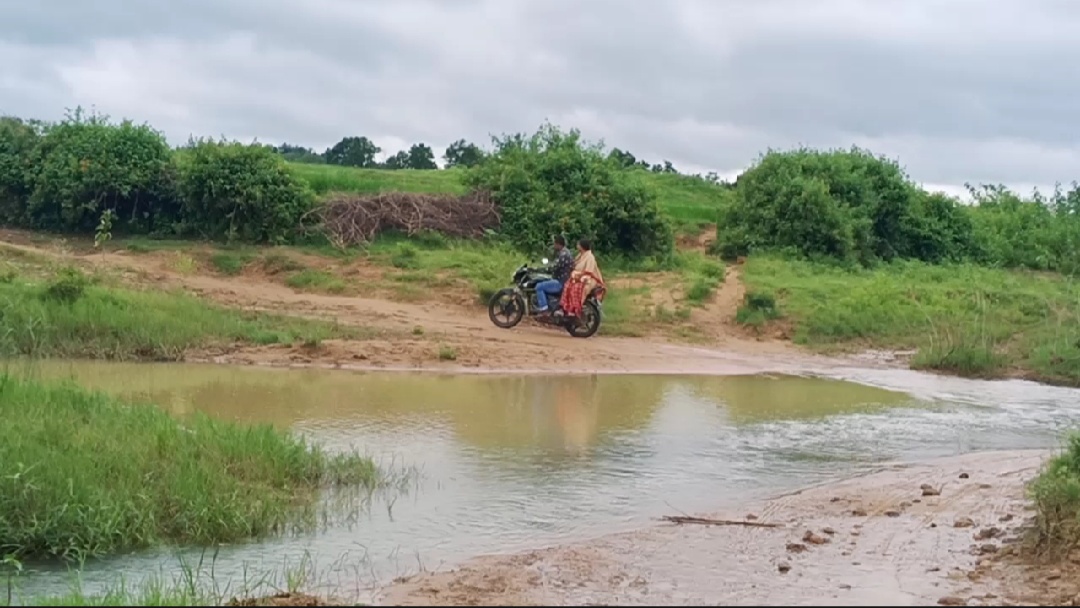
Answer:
[
  {"left": 23, "top": 109, "right": 178, "bottom": 234},
  {"left": 464, "top": 124, "right": 674, "bottom": 259},
  {"left": 717, "top": 147, "right": 976, "bottom": 265},
  {"left": 40, "top": 267, "right": 91, "bottom": 304},
  {"left": 966, "top": 183, "right": 1080, "bottom": 275},
  {"left": 0, "top": 116, "right": 44, "bottom": 225},
  {"left": 176, "top": 139, "right": 314, "bottom": 243}
]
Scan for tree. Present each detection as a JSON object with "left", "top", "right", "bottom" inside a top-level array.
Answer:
[
  {"left": 463, "top": 124, "right": 674, "bottom": 258},
  {"left": 274, "top": 143, "right": 324, "bottom": 164},
  {"left": 323, "top": 136, "right": 380, "bottom": 167},
  {"left": 608, "top": 148, "right": 638, "bottom": 168},
  {"left": 444, "top": 139, "right": 485, "bottom": 168},
  {"left": 406, "top": 143, "right": 438, "bottom": 170},
  {"left": 382, "top": 150, "right": 409, "bottom": 170}
]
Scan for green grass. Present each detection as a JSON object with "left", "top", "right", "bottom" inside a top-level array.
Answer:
[
  {"left": 0, "top": 373, "right": 379, "bottom": 561},
  {"left": 208, "top": 251, "right": 254, "bottom": 276},
  {"left": 288, "top": 163, "right": 466, "bottom": 196},
  {"left": 438, "top": 345, "right": 457, "bottom": 361},
  {"left": 284, "top": 269, "right": 348, "bottom": 294},
  {"left": 1030, "top": 433, "right": 1080, "bottom": 558},
  {"left": 0, "top": 267, "right": 361, "bottom": 361},
  {"left": 676, "top": 252, "right": 725, "bottom": 305},
  {"left": 286, "top": 163, "right": 727, "bottom": 236},
  {"left": 739, "top": 256, "right": 1080, "bottom": 383}
]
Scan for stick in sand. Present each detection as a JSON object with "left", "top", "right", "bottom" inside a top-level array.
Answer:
[{"left": 660, "top": 515, "right": 782, "bottom": 528}]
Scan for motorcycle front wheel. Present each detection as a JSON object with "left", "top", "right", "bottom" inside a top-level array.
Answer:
[
  {"left": 488, "top": 288, "right": 525, "bottom": 329},
  {"left": 566, "top": 300, "right": 602, "bottom": 338}
]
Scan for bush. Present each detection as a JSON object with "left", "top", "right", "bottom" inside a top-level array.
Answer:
[
  {"left": 717, "top": 147, "right": 977, "bottom": 265},
  {"left": 966, "top": 183, "right": 1080, "bottom": 275},
  {"left": 176, "top": 139, "right": 315, "bottom": 244},
  {"left": 464, "top": 124, "right": 674, "bottom": 258},
  {"left": 23, "top": 109, "right": 178, "bottom": 233},
  {"left": 0, "top": 116, "right": 44, "bottom": 225}
]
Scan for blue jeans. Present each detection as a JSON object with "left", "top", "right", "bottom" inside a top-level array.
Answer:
[{"left": 535, "top": 279, "right": 562, "bottom": 311}]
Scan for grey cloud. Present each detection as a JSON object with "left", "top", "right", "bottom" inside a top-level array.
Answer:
[{"left": 1, "top": 0, "right": 1079, "bottom": 189}]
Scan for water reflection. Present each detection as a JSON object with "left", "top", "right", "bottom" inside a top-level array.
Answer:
[{"left": 12, "top": 360, "right": 1080, "bottom": 602}]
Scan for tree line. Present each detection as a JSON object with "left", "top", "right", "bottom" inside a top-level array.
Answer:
[
  {"left": 3, "top": 108, "right": 1078, "bottom": 275},
  {"left": 273, "top": 135, "right": 713, "bottom": 181},
  {"left": 0, "top": 111, "right": 675, "bottom": 258}
]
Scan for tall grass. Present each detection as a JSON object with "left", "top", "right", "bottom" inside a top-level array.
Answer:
[
  {"left": 739, "top": 256, "right": 1080, "bottom": 384},
  {"left": 0, "top": 267, "right": 359, "bottom": 360},
  {"left": 0, "top": 373, "right": 379, "bottom": 561},
  {"left": 4, "top": 550, "right": 325, "bottom": 606},
  {"left": 1030, "top": 433, "right": 1080, "bottom": 558}
]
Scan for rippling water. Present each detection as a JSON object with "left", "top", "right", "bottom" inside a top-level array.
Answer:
[{"left": 8, "top": 361, "right": 1080, "bottom": 601}]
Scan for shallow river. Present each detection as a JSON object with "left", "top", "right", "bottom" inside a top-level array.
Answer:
[{"left": 9, "top": 361, "right": 1080, "bottom": 602}]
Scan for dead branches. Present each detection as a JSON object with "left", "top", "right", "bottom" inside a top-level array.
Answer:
[
  {"left": 660, "top": 515, "right": 782, "bottom": 528},
  {"left": 309, "top": 190, "right": 500, "bottom": 249}
]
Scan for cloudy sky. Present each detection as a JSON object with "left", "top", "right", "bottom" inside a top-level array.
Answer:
[{"left": 2, "top": 0, "right": 1078, "bottom": 195}]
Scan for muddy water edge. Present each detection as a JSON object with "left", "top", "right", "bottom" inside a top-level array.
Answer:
[{"left": 6, "top": 360, "right": 1080, "bottom": 605}]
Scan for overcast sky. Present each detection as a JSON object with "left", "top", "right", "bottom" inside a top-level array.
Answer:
[{"left": 3, "top": 0, "right": 1078, "bottom": 196}]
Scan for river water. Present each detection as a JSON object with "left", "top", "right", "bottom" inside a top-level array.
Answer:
[{"left": 8, "top": 361, "right": 1080, "bottom": 602}]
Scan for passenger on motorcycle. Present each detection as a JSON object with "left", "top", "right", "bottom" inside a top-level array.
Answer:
[{"left": 535, "top": 235, "right": 574, "bottom": 314}]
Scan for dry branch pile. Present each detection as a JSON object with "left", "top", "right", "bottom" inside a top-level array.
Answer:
[{"left": 309, "top": 191, "right": 501, "bottom": 248}]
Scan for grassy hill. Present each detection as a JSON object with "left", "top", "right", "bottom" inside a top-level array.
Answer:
[{"left": 286, "top": 163, "right": 729, "bottom": 235}]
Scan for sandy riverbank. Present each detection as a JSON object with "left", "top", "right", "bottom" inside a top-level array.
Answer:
[{"left": 377, "top": 450, "right": 1055, "bottom": 606}]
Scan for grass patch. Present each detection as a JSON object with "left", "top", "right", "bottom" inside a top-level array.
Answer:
[
  {"left": 289, "top": 164, "right": 466, "bottom": 196},
  {"left": 438, "top": 345, "right": 457, "bottom": 361},
  {"left": 735, "top": 290, "right": 781, "bottom": 327},
  {"left": 1030, "top": 433, "right": 1080, "bottom": 558},
  {"left": 676, "top": 253, "right": 725, "bottom": 306},
  {"left": 287, "top": 163, "right": 728, "bottom": 237},
  {"left": 261, "top": 252, "right": 307, "bottom": 275},
  {"left": 0, "top": 267, "right": 358, "bottom": 361},
  {"left": 284, "top": 269, "right": 348, "bottom": 294},
  {"left": 0, "top": 373, "right": 379, "bottom": 560},
  {"left": 208, "top": 251, "right": 254, "bottom": 276},
  {"left": 741, "top": 256, "right": 1080, "bottom": 383}
]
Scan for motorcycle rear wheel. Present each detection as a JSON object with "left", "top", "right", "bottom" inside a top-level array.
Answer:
[
  {"left": 488, "top": 288, "right": 525, "bottom": 329},
  {"left": 566, "top": 300, "right": 602, "bottom": 338}
]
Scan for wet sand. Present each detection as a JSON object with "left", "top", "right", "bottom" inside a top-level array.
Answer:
[{"left": 378, "top": 450, "right": 1045, "bottom": 606}]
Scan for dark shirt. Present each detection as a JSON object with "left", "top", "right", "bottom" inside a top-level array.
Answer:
[{"left": 550, "top": 248, "right": 575, "bottom": 284}]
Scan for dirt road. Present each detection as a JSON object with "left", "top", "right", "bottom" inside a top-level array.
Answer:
[{"left": 0, "top": 231, "right": 867, "bottom": 375}]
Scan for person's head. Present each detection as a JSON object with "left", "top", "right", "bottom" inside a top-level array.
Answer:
[
  {"left": 553, "top": 235, "right": 566, "bottom": 251},
  {"left": 577, "top": 238, "right": 592, "bottom": 253}
]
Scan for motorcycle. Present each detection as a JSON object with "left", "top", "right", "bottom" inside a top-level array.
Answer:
[{"left": 487, "top": 258, "right": 604, "bottom": 338}]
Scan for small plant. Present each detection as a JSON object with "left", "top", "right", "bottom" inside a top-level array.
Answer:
[
  {"left": 172, "top": 252, "right": 197, "bottom": 275},
  {"left": 390, "top": 243, "right": 421, "bottom": 269},
  {"left": 93, "top": 209, "right": 115, "bottom": 253},
  {"left": 412, "top": 325, "right": 425, "bottom": 336},
  {"left": 41, "top": 266, "right": 90, "bottom": 303},
  {"left": 438, "top": 345, "right": 457, "bottom": 361},
  {"left": 209, "top": 252, "right": 252, "bottom": 276},
  {"left": 262, "top": 252, "right": 305, "bottom": 275},
  {"left": 735, "top": 290, "right": 781, "bottom": 327}
]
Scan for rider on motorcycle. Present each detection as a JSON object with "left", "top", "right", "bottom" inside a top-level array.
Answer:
[{"left": 535, "top": 235, "right": 575, "bottom": 315}]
